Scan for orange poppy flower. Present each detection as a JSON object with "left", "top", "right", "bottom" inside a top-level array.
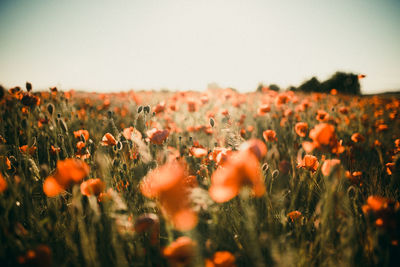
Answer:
[
  {"left": 345, "top": 171, "right": 362, "bottom": 185},
  {"left": 209, "top": 147, "right": 232, "bottom": 166},
  {"left": 122, "top": 126, "right": 142, "bottom": 140},
  {"left": 101, "top": 133, "right": 117, "bottom": 146},
  {"left": 302, "top": 123, "right": 344, "bottom": 154},
  {"left": 73, "top": 129, "right": 89, "bottom": 141},
  {"left": 0, "top": 173, "right": 7, "bottom": 193},
  {"left": 140, "top": 161, "right": 197, "bottom": 231},
  {"left": 43, "top": 158, "right": 90, "bottom": 197},
  {"left": 153, "top": 101, "right": 166, "bottom": 114},
  {"left": 163, "top": 236, "right": 196, "bottom": 266},
  {"left": 80, "top": 178, "right": 106, "bottom": 196},
  {"left": 295, "top": 122, "right": 308, "bottom": 137},
  {"left": 205, "top": 251, "right": 237, "bottom": 267},
  {"left": 49, "top": 145, "right": 60, "bottom": 155},
  {"left": 263, "top": 130, "right": 277, "bottom": 142},
  {"left": 386, "top": 163, "right": 395, "bottom": 175},
  {"left": 146, "top": 128, "right": 169, "bottom": 145},
  {"left": 351, "top": 133, "right": 365, "bottom": 143},
  {"left": 189, "top": 147, "right": 208, "bottom": 158},
  {"left": 321, "top": 159, "right": 341, "bottom": 176},
  {"left": 209, "top": 149, "right": 265, "bottom": 203},
  {"left": 187, "top": 99, "right": 197, "bottom": 112},
  {"left": 316, "top": 110, "right": 329, "bottom": 122},
  {"left": 19, "top": 145, "right": 37, "bottom": 155},
  {"left": 287, "top": 210, "right": 302, "bottom": 222},
  {"left": 297, "top": 155, "right": 319, "bottom": 172}
]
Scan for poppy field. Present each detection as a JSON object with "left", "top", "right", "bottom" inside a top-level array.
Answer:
[{"left": 0, "top": 85, "right": 399, "bottom": 266}]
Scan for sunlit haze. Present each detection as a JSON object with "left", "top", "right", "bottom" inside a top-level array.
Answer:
[{"left": 1, "top": 0, "right": 399, "bottom": 93}]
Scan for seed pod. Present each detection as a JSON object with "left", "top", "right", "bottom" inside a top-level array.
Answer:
[
  {"left": 26, "top": 82, "right": 32, "bottom": 92},
  {"left": 272, "top": 169, "right": 280, "bottom": 179},
  {"left": 107, "top": 110, "right": 113, "bottom": 119},
  {"left": 113, "top": 145, "right": 118, "bottom": 153},
  {"left": 262, "top": 163, "right": 269, "bottom": 172},
  {"left": 47, "top": 103, "right": 54, "bottom": 115},
  {"left": 113, "top": 159, "right": 120, "bottom": 167},
  {"left": 209, "top": 118, "right": 215, "bottom": 127},
  {"left": 57, "top": 113, "right": 61, "bottom": 119},
  {"left": 117, "top": 141, "right": 123, "bottom": 150},
  {"left": 137, "top": 106, "right": 143, "bottom": 113},
  {"left": 58, "top": 119, "right": 68, "bottom": 133}
]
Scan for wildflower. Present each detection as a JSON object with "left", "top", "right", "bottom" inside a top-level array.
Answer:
[
  {"left": 73, "top": 129, "right": 89, "bottom": 141},
  {"left": 302, "top": 123, "right": 344, "bottom": 154},
  {"left": 163, "top": 237, "right": 196, "bottom": 266},
  {"left": 316, "top": 110, "right": 329, "bottom": 122},
  {"left": 295, "top": 122, "right": 308, "bottom": 137},
  {"left": 17, "top": 245, "right": 52, "bottom": 267},
  {"left": 43, "top": 158, "right": 90, "bottom": 197},
  {"left": 345, "top": 171, "right": 362, "bottom": 185},
  {"left": 321, "top": 159, "right": 341, "bottom": 176},
  {"left": 386, "top": 162, "right": 395, "bottom": 175},
  {"left": 189, "top": 147, "right": 208, "bottom": 158},
  {"left": 206, "top": 251, "right": 237, "bottom": 267},
  {"left": 209, "top": 149, "right": 265, "bottom": 203},
  {"left": 153, "top": 101, "right": 166, "bottom": 114},
  {"left": 263, "top": 130, "right": 277, "bottom": 142},
  {"left": 140, "top": 161, "right": 197, "bottom": 231},
  {"left": 146, "top": 128, "right": 169, "bottom": 145},
  {"left": 80, "top": 178, "right": 106, "bottom": 196},
  {"left": 351, "top": 133, "right": 365, "bottom": 143},
  {"left": 101, "top": 133, "right": 117, "bottom": 146},
  {"left": 49, "top": 145, "right": 61, "bottom": 155},
  {"left": 287, "top": 210, "right": 302, "bottom": 222},
  {"left": 297, "top": 155, "right": 319, "bottom": 172},
  {"left": 19, "top": 145, "right": 37, "bottom": 155},
  {"left": 122, "top": 126, "right": 142, "bottom": 140}
]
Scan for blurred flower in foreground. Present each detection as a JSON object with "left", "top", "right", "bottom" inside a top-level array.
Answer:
[
  {"left": 163, "top": 236, "right": 196, "bottom": 266},
  {"left": 209, "top": 140, "right": 266, "bottom": 203},
  {"left": 43, "top": 158, "right": 90, "bottom": 197},
  {"left": 321, "top": 159, "right": 341, "bottom": 176},
  {"left": 362, "top": 195, "right": 399, "bottom": 228},
  {"left": 134, "top": 213, "right": 160, "bottom": 245},
  {"left": 206, "top": 251, "right": 237, "bottom": 267},
  {"left": 140, "top": 161, "right": 197, "bottom": 231}
]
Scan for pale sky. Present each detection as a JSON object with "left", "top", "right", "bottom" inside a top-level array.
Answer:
[{"left": 0, "top": 0, "right": 399, "bottom": 93}]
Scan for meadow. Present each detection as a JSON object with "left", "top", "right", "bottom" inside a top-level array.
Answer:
[{"left": 0, "top": 85, "right": 399, "bottom": 266}]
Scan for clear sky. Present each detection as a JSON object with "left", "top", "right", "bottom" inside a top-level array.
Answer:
[{"left": 0, "top": 0, "right": 399, "bottom": 93}]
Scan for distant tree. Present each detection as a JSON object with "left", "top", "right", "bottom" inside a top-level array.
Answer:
[
  {"left": 298, "top": 77, "right": 321, "bottom": 93},
  {"left": 321, "top": 72, "right": 361, "bottom": 95},
  {"left": 292, "top": 72, "right": 361, "bottom": 95},
  {"left": 268, "top": 84, "right": 280, "bottom": 92}
]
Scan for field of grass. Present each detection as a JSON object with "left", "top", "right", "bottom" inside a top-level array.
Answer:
[{"left": 0, "top": 85, "right": 399, "bottom": 266}]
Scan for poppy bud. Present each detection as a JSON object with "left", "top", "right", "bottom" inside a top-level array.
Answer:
[
  {"left": 262, "top": 163, "right": 269, "bottom": 172},
  {"left": 47, "top": 103, "right": 54, "bottom": 115},
  {"left": 143, "top": 106, "right": 150, "bottom": 113},
  {"left": 209, "top": 118, "right": 215, "bottom": 127},
  {"left": 80, "top": 134, "right": 86, "bottom": 143},
  {"left": 57, "top": 113, "right": 61, "bottom": 119},
  {"left": 272, "top": 169, "right": 280, "bottom": 179},
  {"left": 117, "top": 141, "right": 123, "bottom": 150},
  {"left": 107, "top": 110, "right": 113, "bottom": 119},
  {"left": 137, "top": 106, "right": 143, "bottom": 113},
  {"left": 26, "top": 82, "right": 32, "bottom": 92},
  {"left": 58, "top": 119, "right": 68, "bottom": 133}
]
